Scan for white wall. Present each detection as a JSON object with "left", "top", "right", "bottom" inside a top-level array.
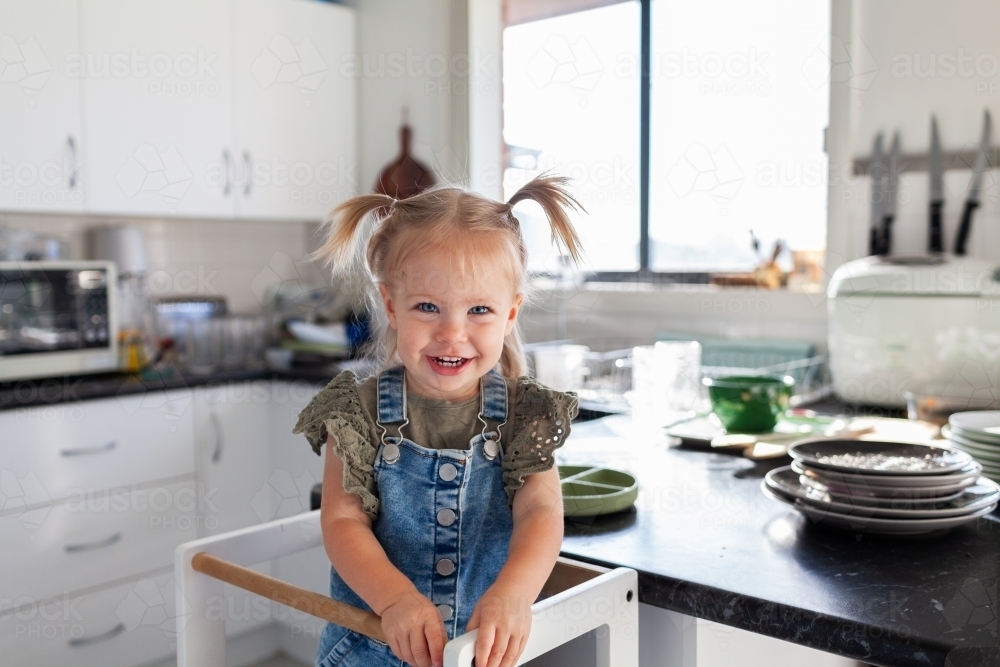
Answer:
[
  {"left": 830, "top": 0, "right": 1000, "bottom": 263},
  {"left": 1, "top": 212, "right": 323, "bottom": 314},
  {"left": 344, "top": 0, "right": 470, "bottom": 190}
]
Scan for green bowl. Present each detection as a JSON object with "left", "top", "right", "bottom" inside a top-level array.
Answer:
[
  {"left": 702, "top": 375, "right": 794, "bottom": 433},
  {"left": 559, "top": 465, "right": 638, "bottom": 517}
]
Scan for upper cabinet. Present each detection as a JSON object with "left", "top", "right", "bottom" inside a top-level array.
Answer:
[
  {"left": 0, "top": 0, "right": 356, "bottom": 221},
  {"left": 79, "top": 0, "right": 235, "bottom": 218},
  {"left": 233, "top": 0, "right": 356, "bottom": 220},
  {"left": 0, "top": 0, "right": 85, "bottom": 212}
]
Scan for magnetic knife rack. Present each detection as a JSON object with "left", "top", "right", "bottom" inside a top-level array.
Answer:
[{"left": 853, "top": 147, "right": 999, "bottom": 176}]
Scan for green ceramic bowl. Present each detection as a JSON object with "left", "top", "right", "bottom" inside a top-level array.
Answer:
[
  {"left": 559, "top": 465, "right": 638, "bottom": 517},
  {"left": 702, "top": 375, "right": 794, "bottom": 433}
]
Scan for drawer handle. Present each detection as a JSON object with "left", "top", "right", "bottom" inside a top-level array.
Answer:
[
  {"left": 68, "top": 622, "right": 125, "bottom": 648},
  {"left": 60, "top": 441, "right": 117, "bottom": 457},
  {"left": 243, "top": 151, "right": 253, "bottom": 196},
  {"left": 210, "top": 412, "right": 223, "bottom": 463},
  {"left": 65, "top": 532, "right": 122, "bottom": 553}
]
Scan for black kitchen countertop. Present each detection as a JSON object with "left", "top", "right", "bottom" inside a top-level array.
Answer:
[
  {"left": 558, "top": 416, "right": 999, "bottom": 667},
  {"left": 5, "top": 371, "right": 999, "bottom": 664},
  {"left": 0, "top": 364, "right": 341, "bottom": 411}
]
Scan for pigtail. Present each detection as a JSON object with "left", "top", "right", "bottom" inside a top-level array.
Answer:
[
  {"left": 312, "top": 194, "right": 397, "bottom": 272},
  {"left": 507, "top": 174, "right": 585, "bottom": 264}
]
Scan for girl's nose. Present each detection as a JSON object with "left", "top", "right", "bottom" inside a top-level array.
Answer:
[{"left": 436, "top": 316, "right": 467, "bottom": 344}]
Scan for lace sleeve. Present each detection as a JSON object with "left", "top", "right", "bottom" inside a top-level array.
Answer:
[
  {"left": 502, "top": 377, "right": 579, "bottom": 507},
  {"left": 292, "top": 371, "right": 380, "bottom": 519}
]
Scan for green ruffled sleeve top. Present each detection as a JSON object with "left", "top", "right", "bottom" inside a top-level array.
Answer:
[{"left": 293, "top": 370, "right": 579, "bottom": 520}]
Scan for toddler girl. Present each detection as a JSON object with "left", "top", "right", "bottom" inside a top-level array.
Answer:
[{"left": 294, "top": 175, "right": 583, "bottom": 667}]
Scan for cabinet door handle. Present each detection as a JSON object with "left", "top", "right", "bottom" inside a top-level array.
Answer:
[
  {"left": 210, "top": 411, "right": 223, "bottom": 463},
  {"left": 60, "top": 441, "right": 116, "bottom": 457},
  {"left": 66, "top": 135, "right": 79, "bottom": 188},
  {"left": 243, "top": 151, "right": 252, "bottom": 196},
  {"left": 68, "top": 622, "right": 125, "bottom": 647},
  {"left": 223, "top": 149, "right": 232, "bottom": 195},
  {"left": 65, "top": 531, "right": 122, "bottom": 553}
]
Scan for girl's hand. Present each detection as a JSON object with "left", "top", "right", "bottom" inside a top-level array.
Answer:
[
  {"left": 466, "top": 582, "right": 533, "bottom": 667},
  {"left": 379, "top": 588, "right": 448, "bottom": 667}
]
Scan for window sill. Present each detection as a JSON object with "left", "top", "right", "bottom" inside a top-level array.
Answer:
[{"left": 530, "top": 275, "right": 827, "bottom": 297}]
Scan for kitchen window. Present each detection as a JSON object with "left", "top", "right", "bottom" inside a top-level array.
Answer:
[{"left": 502, "top": 0, "right": 831, "bottom": 279}]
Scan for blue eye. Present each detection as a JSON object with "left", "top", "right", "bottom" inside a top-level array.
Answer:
[
  {"left": 469, "top": 305, "right": 491, "bottom": 315},
  {"left": 417, "top": 302, "right": 438, "bottom": 313}
]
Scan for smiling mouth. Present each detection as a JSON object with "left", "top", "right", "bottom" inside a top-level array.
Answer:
[
  {"left": 433, "top": 356, "right": 467, "bottom": 367},
  {"left": 428, "top": 356, "right": 473, "bottom": 374}
]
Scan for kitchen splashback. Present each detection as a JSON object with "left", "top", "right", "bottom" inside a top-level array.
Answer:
[{"left": 0, "top": 214, "right": 325, "bottom": 314}]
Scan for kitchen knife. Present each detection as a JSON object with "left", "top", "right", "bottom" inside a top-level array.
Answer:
[
  {"left": 929, "top": 116, "right": 944, "bottom": 253},
  {"left": 869, "top": 133, "right": 884, "bottom": 255},
  {"left": 954, "top": 109, "right": 992, "bottom": 256},
  {"left": 880, "top": 132, "right": 900, "bottom": 255}
]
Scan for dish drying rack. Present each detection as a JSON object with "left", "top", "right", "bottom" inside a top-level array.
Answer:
[{"left": 526, "top": 339, "right": 831, "bottom": 415}]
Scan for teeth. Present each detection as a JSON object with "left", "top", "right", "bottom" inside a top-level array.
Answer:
[{"left": 435, "top": 356, "right": 465, "bottom": 366}]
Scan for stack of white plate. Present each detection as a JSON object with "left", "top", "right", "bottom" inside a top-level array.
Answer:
[
  {"left": 762, "top": 439, "right": 999, "bottom": 535},
  {"left": 945, "top": 412, "right": 1000, "bottom": 483}
]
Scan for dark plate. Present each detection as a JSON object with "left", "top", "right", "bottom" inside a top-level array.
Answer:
[
  {"left": 790, "top": 459, "right": 982, "bottom": 488},
  {"left": 798, "top": 474, "right": 970, "bottom": 503},
  {"left": 765, "top": 467, "right": 1000, "bottom": 519},
  {"left": 788, "top": 439, "right": 972, "bottom": 476}
]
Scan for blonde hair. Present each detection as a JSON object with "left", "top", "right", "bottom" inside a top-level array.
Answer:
[{"left": 314, "top": 174, "right": 584, "bottom": 377}]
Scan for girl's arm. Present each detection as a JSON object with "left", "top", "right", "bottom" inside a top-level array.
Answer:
[
  {"left": 466, "top": 466, "right": 564, "bottom": 667},
  {"left": 319, "top": 439, "right": 408, "bottom": 612},
  {"left": 495, "top": 465, "right": 564, "bottom": 598},
  {"left": 320, "top": 436, "right": 447, "bottom": 667}
]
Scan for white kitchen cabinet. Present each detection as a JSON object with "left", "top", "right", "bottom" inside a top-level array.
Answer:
[
  {"left": 233, "top": 0, "right": 357, "bottom": 220},
  {"left": 0, "top": 389, "right": 195, "bottom": 504},
  {"left": 195, "top": 380, "right": 274, "bottom": 537},
  {"left": 0, "top": 570, "right": 178, "bottom": 667},
  {"left": 78, "top": 0, "right": 236, "bottom": 217},
  {"left": 194, "top": 380, "right": 278, "bottom": 638},
  {"left": 267, "top": 379, "right": 330, "bottom": 660},
  {"left": 0, "top": 479, "right": 197, "bottom": 605},
  {"left": 0, "top": 0, "right": 85, "bottom": 212},
  {"left": 0, "top": 0, "right": 356, "bottom": 220}
]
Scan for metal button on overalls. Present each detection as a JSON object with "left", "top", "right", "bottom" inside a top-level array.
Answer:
[
  {"left": 382, "top": 443, "right": 400, "bottom": 464},
  {"left": 318, "top": 366, "right": 513, "bottom": 666},
  {"left": 439, "top": 463, "right": 458, "bottom": 481}
]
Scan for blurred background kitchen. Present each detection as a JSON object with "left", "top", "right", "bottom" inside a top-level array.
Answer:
[{"left": 4, "top": 0, "right": 1000, "bottom": 666}]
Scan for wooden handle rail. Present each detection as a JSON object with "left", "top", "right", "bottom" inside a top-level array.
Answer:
[{"left": 191, "top": 552, "right": 387, "bottom": 643}]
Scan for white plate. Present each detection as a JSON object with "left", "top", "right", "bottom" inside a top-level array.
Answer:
[
  {"left": 949, "top": 412, "right": 1000, "bottom": 443},
  {"left": 791, "top": 459, "right": 982, "bottom": 488},
  {"left": 765, "top": 468, "right": 1000, "bottom": 519},
  {"left": 942, "top": 424, "right": 1000, "bottom": 448},
  {"left": 947, "top": 437, "right": 1000, "bottom": 464},
  {"left": 762, "top": 482, "right": 997, "bottom": 534},
  {"left": 946, "top": 428, "right": 1000, "bottom": 451}
]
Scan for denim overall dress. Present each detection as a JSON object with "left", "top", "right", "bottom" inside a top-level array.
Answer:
[{"left": 316, "top": 366, "right": 514, "bottom": 667}]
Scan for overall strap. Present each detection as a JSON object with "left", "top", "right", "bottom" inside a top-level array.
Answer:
[
  {"left": 479, "top": 368, "right": 508, "bottom": 424},
  {"left": 376, "top": 366, "right": 407, "bottom": 443},
  {"left": 477, "top": 368, "right": 508, "bottom": 460}
]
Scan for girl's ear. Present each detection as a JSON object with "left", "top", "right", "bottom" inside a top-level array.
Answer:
[
  {"left": 378, "top": 284, "right": 398, "bottom": 329},
  {"left": 504, "top": 293, "right": 524, "bottom": 336}
]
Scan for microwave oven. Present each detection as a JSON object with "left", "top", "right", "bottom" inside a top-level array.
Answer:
[{"left": 0, "top": 261, "right": 120, "bottom": 381}]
